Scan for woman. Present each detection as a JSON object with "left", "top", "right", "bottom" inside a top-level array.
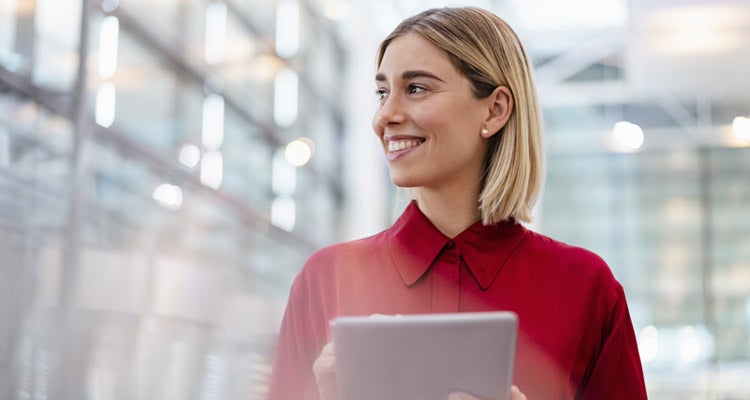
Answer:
[{"left": 267, "top": 7, "right": 647, "bottom": 400}]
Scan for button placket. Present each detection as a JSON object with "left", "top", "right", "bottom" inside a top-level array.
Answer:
[{"left": 431, "top": 242, "right": 461, "bottom": 312}]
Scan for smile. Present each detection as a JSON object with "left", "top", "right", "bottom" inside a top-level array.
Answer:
[{"left": 387, "top": 139, "right": 425, "bottom": 153}]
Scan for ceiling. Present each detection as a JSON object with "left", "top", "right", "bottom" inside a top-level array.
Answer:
[{"left": 342, "top": 0, "right": 750, "bottom": 154}]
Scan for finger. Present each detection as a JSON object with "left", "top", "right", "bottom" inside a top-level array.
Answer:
[
  {"left": 319, "top": 342, "right": 335, "bottom": 357},
  {"left": 313, "top": 342, "right": 336, "bottom": 381},
  {"left": 313, "top": 342, "right": 339, "bottom": 400},
  {"left": 510, "top": 385, "right": 527, "bottom": 400}
]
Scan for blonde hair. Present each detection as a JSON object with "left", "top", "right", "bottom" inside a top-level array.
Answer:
[{"left": 377, "top": 7, "right": 544, "bottom": 224}]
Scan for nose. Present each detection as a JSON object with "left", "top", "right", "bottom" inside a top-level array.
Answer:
[{"left": 373, "top": 93, "right": 406, "bottom": 130}]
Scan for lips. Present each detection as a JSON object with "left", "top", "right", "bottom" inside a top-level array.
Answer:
[
  {"left": 385, "top": 135, "right": 426, "bottom": 154},
  {"left": 387, "top": 139, "right": 423, "bottom": 152}
]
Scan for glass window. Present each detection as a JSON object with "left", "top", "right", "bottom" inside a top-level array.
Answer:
[
  {"left": 105, "top": 26, "right": 198, "bottom": 152},
  {"left": 541, "top": 143, "right": 750, "bottom": 397},
  {"left": 222, "top": 108, "right": 273, "bottom": 208},
  {"left": 33, "top": 0, "right": 82, "bottom": 91},
  {"left": 0, "top": 95, "right": 73, "bottom": 185},
  {"left": 0, "top": 0, "right": 19, "bottom": 68}
]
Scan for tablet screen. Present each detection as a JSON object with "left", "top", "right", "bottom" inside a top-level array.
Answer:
[{"left": 331, "top": 311, "right": 518, "bottom": 400}]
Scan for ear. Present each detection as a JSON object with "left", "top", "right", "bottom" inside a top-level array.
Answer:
[{"left": 482, "top": 86, "right": 513, "bottom": 137}]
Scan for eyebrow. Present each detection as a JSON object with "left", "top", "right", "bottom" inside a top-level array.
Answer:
[{"left": 375, "top": 70, "right": 446, "bottom": 83}]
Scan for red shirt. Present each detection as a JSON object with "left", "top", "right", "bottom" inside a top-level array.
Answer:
[{"left": 267, "top": 201, "right": 647, "bottom": 399}]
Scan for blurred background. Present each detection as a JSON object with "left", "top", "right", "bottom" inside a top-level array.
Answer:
[{"left": 0, "top": 0, "right": 748, "bottom": 398}]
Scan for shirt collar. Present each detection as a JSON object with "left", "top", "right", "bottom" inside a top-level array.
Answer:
[{"left": 387, "top": 201, "right": 528, "bottom": 290}]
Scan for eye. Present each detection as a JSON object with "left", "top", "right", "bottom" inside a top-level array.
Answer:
[
  {"left": 374, "top": 88, "right": 388, "bottom": 101},
  {"left": 408, "top": 85, "right": 427, "bottom": 95}
]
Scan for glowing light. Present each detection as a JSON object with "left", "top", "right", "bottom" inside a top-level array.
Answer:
[
  {"left": 733, "top": 116, "right": 750, "bottom": 141},
  {"left": 612, "top": 121, "right": 644, "bottom": 152},
  {"left": 95, "top": 83, "right": 116, "bottom": 127},
  {"left": 98, "top": 16, "right": 119, "bottom": 80},
  {"left": 272, "top": 149, "right": 296, "bottom": 196},
  {"left": 275, "top": 0, "right": 299, "bottom": 58},
  {"left": 200, "top": 150, "right": 223, "bottom": 189},
  {"left": 271, "top": 196, "right": 296, "bottom": 231},
  {"left": 285, "top": 138, "right": 314, "bottom": 167},
  {"left": 678, "top": 325, "right": 703, "bottom": 364},
  {"left": 324, "top": 0, "right": 348, "bottom": 21},
  {"left": 32, "top": 0, "right": 79, "bottom": 89},
  {"left": 274, "top": 68, "right": 298, "bottom": 127},
  {"left": 178, "top": 144, "right": 201, "bottom": 169},
  {"left": 204, "top": 0, "right": 227, "bottom": 64},
  {"left": 647, "top": 5, "right": 746, "bottom": 56},
  {"left": 638, "top": 325, "right": 659, "bottom": 363},
  {"left": 153, "top": 184, "right": 183, "bottom": 209},
  {"left": 202, "top": 94, "right": 225, "bottom": 150},
  {"left": 513, "top": 0, "right": 627, "bottom": 30},
  {"left": 0, "top": 0, "right": 19, "bottom": 16}
]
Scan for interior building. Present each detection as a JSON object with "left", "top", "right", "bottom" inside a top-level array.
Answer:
[{"left": 0, "top": 0, "right": 748, "bottom": 398}]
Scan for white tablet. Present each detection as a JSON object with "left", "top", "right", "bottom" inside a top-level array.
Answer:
[{"left": 331, "top": 311, "right": 518, "bottom": 400}]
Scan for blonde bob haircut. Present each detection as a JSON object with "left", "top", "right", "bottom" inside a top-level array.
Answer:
[{"left": 377, "top": 7, "right": 544, "bottom": 224}]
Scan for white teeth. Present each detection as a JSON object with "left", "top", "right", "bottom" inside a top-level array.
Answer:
[{"left": 387, "top": 139, "right": 422, "bottom": 153}]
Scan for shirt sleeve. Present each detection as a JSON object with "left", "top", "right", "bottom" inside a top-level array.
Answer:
[
  {"left": 579, "top": 285, "right": 648, "bottom": 400},
  {"left": 266, "top": 278, "right": 326, "bottom": 400}
]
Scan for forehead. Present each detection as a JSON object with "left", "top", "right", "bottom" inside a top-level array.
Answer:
[{"left": 377, "top": 33, "right": 458, "bottom": 76}]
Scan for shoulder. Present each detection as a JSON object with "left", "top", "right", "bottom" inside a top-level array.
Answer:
[
  {"left": 289, "top": 229, "right": 390, "bottom": 297},
  {"left": 517, "top": 229, "right": 629, "bottom": 322},
  {"left": 524, "top": 229, "right": 608, "bottom": 268},
  {"left": 305, "top": 229, "right": 389, "bottom": 268},
  {"left": 520, "top": 228, "right": 621, "bottom": 294}
]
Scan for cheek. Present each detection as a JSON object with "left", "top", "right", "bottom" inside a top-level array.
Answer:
[
  {"left": 410, "top": 108, "right": 444, "bottom": 131},
  {"left": 371, "top": 114, "right": 384, "bottom": 138},
  {"left": 415, "top": 111, "right": 465, "bottom": 141},
  {"left": 413, "top": 98, "right": 471, "bottom": 129}
]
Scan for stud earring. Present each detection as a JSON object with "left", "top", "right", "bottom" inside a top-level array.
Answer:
[{"left": 482, "top": 128, "right": 489, "bottom": 136}]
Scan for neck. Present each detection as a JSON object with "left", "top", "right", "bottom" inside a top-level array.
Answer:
[{"left": 415, "top": 186, "right": 481, "bottom": 238}]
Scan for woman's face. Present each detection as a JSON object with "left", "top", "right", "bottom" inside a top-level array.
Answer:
[{"left": 372, "top": 33, "right": 493, "bottom": 193}]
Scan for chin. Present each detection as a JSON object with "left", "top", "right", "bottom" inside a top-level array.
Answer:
[{"left": 389, "top": 173, "right": 420, "bottom": 188}]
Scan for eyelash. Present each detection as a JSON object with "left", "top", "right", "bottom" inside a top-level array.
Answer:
[
  {"left": 374, "top": 85, "right": 427, "bottom": 101},
  {"left": 408, "top": 85, "right": 426, "bottom": 94},
  {"left": 375, "top": 88, "right": 388, "bottom": 100}
]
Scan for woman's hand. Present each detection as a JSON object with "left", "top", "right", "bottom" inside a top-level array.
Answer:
[
  {"left": 313, "top": 342, "right": 339, "bottom": 400},
  {"left": 510, "top": 386, "right": 527, "bottom": 400},
  {"left": 448, "top": 385, "right": 527, "bottom": 400},
  {"left": 313, "top": 339, "right": 526, "bottom": 400}
]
